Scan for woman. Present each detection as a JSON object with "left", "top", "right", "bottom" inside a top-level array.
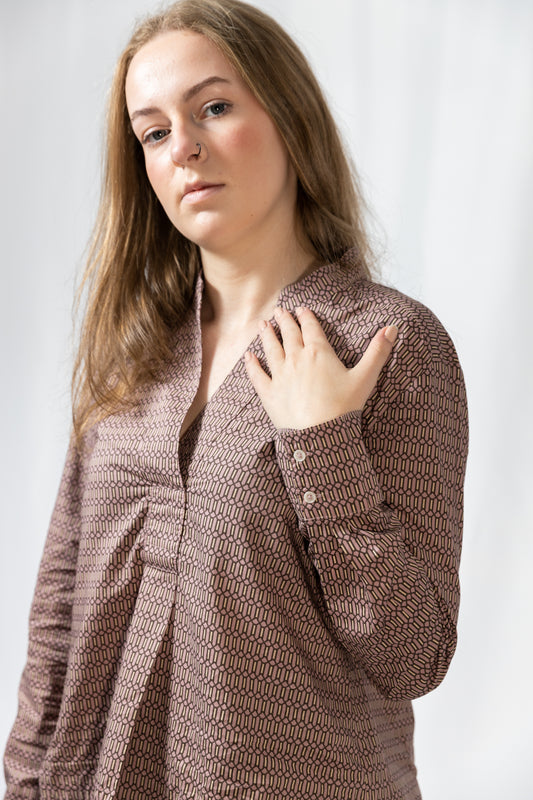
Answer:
[{"left": 4, "top": 1, "right": 468, "bottom": 798}]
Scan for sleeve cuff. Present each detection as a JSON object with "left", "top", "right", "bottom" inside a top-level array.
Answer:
[{"left": 274, "top": 411, "right": 384, "bottom": 524}]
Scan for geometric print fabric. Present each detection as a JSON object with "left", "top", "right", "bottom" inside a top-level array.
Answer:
[{"left": 4, "top": 248, "right": 468, "bottom": 799}]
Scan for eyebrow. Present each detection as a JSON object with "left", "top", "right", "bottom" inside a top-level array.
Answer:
[{"left": 129, "top": 75, "right": 231, "bottom": 123}]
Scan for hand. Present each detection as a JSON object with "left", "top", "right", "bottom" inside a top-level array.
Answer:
[{"left": 244, "top": 306, "right": 397, "bottom": 430}]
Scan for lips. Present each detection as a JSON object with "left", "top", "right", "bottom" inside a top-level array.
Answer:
[{"left": 181, "top": 181, "right": 224, "bottom": 203}]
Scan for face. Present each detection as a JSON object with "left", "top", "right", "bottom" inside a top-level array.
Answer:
[{"left": 125, "top": 30, "right": 297, "bottom": 258}]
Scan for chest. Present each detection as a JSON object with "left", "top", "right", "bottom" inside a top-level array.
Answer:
[
  {"left": 78, "top": 362, "right": 296, "bottom": 588},
  {"left": 180, "top": 320, "right": 260, "bottom": 438}
]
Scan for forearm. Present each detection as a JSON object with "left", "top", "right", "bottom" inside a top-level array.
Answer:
[
  {"left": 4, "top": 444, "right": 81, "bottom": 795},
  {"left": 275, "top": 403, "right": 465, "bottom": 700}
]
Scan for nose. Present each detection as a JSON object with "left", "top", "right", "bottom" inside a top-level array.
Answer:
[{"left": 170, "top": 127, "right": 204, "bottom": 166}]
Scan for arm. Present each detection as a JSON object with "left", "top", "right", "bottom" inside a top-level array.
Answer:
[
  {"left": 245, "top": 306, "right": 468, "bottom": 700},
  {"left": 3, "top": 441, "right": 83, "bottom": 798}
]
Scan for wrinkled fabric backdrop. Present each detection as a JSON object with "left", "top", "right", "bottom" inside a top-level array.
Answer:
[{"left": 1, "top": 1, "right": 532, "bottom": 797}]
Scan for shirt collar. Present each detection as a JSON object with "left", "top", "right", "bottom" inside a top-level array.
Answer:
[{"left": 277, "top": 246, "right": 365, "bottom": 308}]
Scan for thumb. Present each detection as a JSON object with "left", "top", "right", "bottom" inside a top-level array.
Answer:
[{"left": 350, "top": 325, "right": 398, "bottom": 408}]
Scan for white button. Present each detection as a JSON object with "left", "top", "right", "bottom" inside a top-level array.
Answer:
[
  {"left": 293, "top": 449, "right": 306, "bottom": 462},
  {"left": 303, "top": 491, "right": 317, "bottom": 504}
]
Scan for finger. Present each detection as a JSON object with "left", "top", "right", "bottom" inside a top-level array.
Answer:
[
  {"left": 349, "top": 325, "right": 398, "bottom": 403},
  {"left": 273, "top": 306, "right": 303, "bottom": 354},
  {"left": 244, "top": 350, "right": 273, "bottom": 400},
  {"left": 259, "top": 320, "right": 285, "bottom": 367},
  {"left": 294, "top": 307, "right": 332, "bottom": 349}
]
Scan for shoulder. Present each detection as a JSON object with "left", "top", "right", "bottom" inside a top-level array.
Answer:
[
  {"left": 285, "top": 253, "right": 463, "bottom": 382},
  {"left": 315, "top": 272, "right": 459, "bottom": 375},
  {"left": 312, "top": 270, "right": 467, "bottom": 427},
  {"left": 285, "top": 252, "right": 468, "bottom": 439},
  {"left": 344, "top": 280, "right": 467, "bottom": 431}
]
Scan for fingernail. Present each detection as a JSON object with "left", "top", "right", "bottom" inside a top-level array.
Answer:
[
  {"left": 259, "top": 319, "right": 268, "bottom": 331},
  {"left": 274, "top": 306, "right": 284, "bottom": 318},
  {"left": 384, "top": 325, "right": 398, "bottom": 343}
]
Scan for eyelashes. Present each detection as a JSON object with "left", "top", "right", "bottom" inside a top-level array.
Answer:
[
  {"left": 142, "top": 128, "right": 171, "bottom": 145},
  {"left": 139, "top": 100, "right": 233, "bottom": 146},
  {"left": 203, "top": 101, "right": 231, "bottom": 118}
]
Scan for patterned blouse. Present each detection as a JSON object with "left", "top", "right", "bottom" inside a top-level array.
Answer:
[{"left": 4, "top": 250, "right": 468, "bottom": 800}]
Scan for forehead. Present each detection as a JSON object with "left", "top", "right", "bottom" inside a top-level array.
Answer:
[{"left": 125, "top": 30, "right": 239, "bottom": 106}]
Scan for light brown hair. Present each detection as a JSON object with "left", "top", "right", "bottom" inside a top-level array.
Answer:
[{"left": 73, "top": 0, "right": 374, "bottom": 440}]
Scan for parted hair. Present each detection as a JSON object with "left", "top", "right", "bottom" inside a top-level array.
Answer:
[{"left": 72, "top": 0, "right": 374, "bottom": 440}]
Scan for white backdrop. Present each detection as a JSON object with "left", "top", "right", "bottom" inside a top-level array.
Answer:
[{"left": 1, "top": 1, "right": 532, "bottom": 798}]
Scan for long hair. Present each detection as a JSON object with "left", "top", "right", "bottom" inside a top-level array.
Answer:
[{"left": 73, "top": 0, "right": 374, "bottom": 440}]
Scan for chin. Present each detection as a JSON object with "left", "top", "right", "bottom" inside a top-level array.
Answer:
[
  {"left": 171, "top": 214, "right": 230, "bottom": 250},
  {"left": 174, "top": 224, "right": 244, "bottom": 257}
]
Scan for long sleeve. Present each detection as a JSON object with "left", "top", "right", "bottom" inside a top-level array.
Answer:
[
  {"left": 274, "top": 307, "right": 468, "bottom": 701},
  {"left": 4, "top": 441, "right": 83, "bottom": 799}
]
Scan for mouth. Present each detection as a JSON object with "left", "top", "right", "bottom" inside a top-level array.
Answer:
[{"left": 181, "top": 182, "right": 224, "bottom": 204}]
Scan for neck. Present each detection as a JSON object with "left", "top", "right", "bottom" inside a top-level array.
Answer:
[{"left": 199, "top": 234, "right": 318, "bottom": 330}]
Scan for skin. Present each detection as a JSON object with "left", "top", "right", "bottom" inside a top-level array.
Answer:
[{"left": 125, "top": 30, "right": 397, "bottom": 434}]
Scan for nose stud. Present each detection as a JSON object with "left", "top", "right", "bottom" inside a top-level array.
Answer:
[{"left": 193, "top": 142, "right": 202, "bottom": 158}]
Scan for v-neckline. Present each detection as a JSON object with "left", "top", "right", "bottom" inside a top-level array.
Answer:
[
  {"left": 176, "top": 253, "right": 354, "bottom": 442},
  {"left": 178, "top": 329, "right": 263, "bottom": 441}
]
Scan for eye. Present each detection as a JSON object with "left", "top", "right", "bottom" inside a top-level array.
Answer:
[
  {"left": 203, "top": 101, "right": 231, "bottom": 118},
  {"left": 141, "top": 128, "right": 170, "bottom": 146}
]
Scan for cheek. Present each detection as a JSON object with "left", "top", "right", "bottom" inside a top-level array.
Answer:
[
  {"left": 225, "top": 123, "right": 291, "bottom": 189},
  {"left": 227, "top": 123, "right": 261, "bottom": 151},
  {"left": 144, "top": 157, "right": 170, "bottom": 203}
]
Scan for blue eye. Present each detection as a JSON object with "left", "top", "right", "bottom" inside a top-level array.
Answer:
[
  {"left": 204, "top": 102, "right": 230, "bottom": 118},
  {"left": 142, "top": 128, "right": 170, "bottom": 145}
]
